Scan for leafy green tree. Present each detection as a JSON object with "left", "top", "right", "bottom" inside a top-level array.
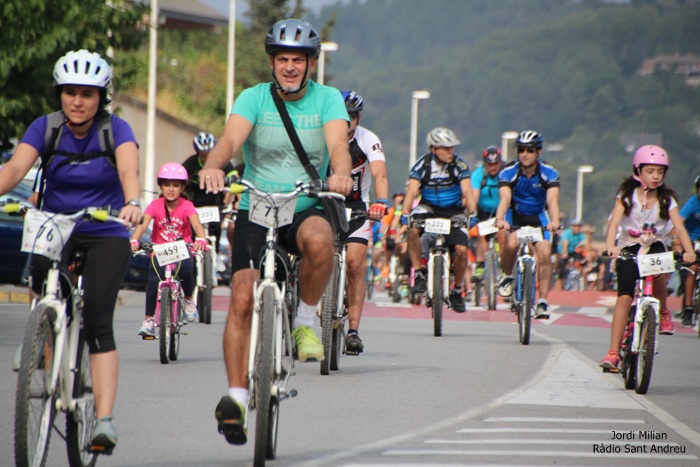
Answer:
[{"left": 0, "top": 0, "right": 148, "bottom": 150}]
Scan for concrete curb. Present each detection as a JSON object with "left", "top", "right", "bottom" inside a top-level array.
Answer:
[{"left": 0, "top": 288, "right": 31, "bottom": 305}]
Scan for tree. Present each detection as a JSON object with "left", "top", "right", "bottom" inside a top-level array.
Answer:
[{"left": 0, "top": 0, "right": 148, "bottom": 150}]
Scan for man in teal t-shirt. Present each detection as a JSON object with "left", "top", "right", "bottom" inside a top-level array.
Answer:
[{"left": 199, "top": 18, "right": 353, "bottom": 447}]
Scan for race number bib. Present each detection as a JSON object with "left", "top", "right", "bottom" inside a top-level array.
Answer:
[
  {"left": 153, "top": 240, "right": 190, "bottom": 267},
  {"left": 196, "top": 206, "right": 220, "bottom": 224},
  {"left": 346, "top": 208, "right": 352, "bottom": 222},
  {"left": 516, "top": 226, "right": 543, "bottom": 244},
  {"left": 477, "top": 218, "right": 499, "bottom": 237},
  {"left": 249, "top": 192, "right": 297, "bottom": 228},
  {"left": 637, "top": 252, "right": 675, "bottom": 277},
  {"left": 22, "top": 211, "right": 76, "bottom": 261},
  {"left": 424, "top": 218, "right": 451, "bottom": 235}
]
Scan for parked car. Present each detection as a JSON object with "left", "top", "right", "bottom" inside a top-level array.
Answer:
[
  {"left": 122, "top": 229, "right": 151, "bottom": 291},
  {"left": 0, "top": 181, "right": 35, "bottom": 284}
]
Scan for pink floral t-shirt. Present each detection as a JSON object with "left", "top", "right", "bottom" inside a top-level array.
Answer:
[{"left": 145, "top": 197, "right": 198, "bottom": 244}]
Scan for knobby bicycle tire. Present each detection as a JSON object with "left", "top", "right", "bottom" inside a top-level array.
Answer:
[
  {"left": 254, "top": 286, "right": 276, "bottom": 466},
  {"left": 15, "top": 303, "right": 58, "bottom": 467},
  {"left": 202, "top": 250, "right": 214, "bottom": 324},
  {"left": 160, "top": 286, "right": 172, "bottom": 364},
  {"left": 169, "top": 297, "right": 181, "bottom": 362},
  {"left": 635, "top": 305, "right": 657, "bottom": 394},
  {"left": 622, "top": 311, "right": 636, "bottom": 389},
  {"left": 433, "top": 255, "right": 444, "bottom": 337},
  {"left": 320, "top": 255, "right": 339, "bottom": 375},
  {"left": 366, "top": 260, "right": 374, "bottom": 300},
  {"left": 330, "top": 296, "right": 346, "bottom": 371},
  {"left": 519, "top": 262, "right": 533, "bottom": 345},
  {"left": 485, "top": 249, "right": 497, "bottom": 311},
  {"left": 66, "top": 330, "right": 98, "bottom": 467}
]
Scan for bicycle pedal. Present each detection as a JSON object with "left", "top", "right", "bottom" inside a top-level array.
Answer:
[
  {"left": 142, "top": 335, "right": 156, "bottom": 341},
  {"left": 602, "top": 367, "right": 620, "bottom": 374},
  {"left": 88, "top": 443, "right": 115, "bottom": 455}
]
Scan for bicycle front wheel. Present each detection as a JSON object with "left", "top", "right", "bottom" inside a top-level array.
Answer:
[
  {"left": 254, "top": 286, "right": 276, "bottom": 466},
  {"left": 635, "top": 305, "right": 657, "bottom": 394},
  {"left": 432, "top": 255, "right": 444, "bottom": 337},
  {"left": 15, "top": 304, "right": 58, "bottom": 467},
  {"left": 485, "top": 250, "right": 497, "bottom": 311},
  {"left": 159, "top": 286, "right": 173, "bottom": 364},
  {"left": 66, "top": 330, "right": 98, "bottom": 467},
  {"left": 320, "top": 255, "right": 339, "bottom": 375},
  {"left": 519, "top": 262, "right": 533, "bottom": 345},
  {"left": 169, "top": 297, "right": 181, "bottom": 362}
]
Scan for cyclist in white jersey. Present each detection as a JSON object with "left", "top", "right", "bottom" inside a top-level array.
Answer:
[{"left": 339, "top": 90, "right": 389, "bottom": 354}]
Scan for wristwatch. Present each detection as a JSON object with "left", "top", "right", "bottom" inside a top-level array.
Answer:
[{"left": 126, "top": 199, "right": 141, "bottom": 209}]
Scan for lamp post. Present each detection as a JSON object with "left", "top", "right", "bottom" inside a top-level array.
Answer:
[
  {"left": 501, "top": 131, "right": 519, "bottom": 162},
  {"left": 317, "top": 42, "right": 338, "bottom": 85},
  {"left": 225, "top": 0, "right": 236, "bottom": 116},
  {"left": 576, "top": 165, "right": 595, "bottom": 221},
  {"left": 409, "top": 90, "right": 431, "bottom": 168}
]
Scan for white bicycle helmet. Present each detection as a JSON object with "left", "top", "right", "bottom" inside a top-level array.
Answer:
[
  {"left": 426, "top": 127, "right": 460, "bottom": 148},
  {"left": 53, "top": 50, "right": 111, "bottom": 88},
  {"left": 193, "top": 132, "right": 217, "bottom": 152}
]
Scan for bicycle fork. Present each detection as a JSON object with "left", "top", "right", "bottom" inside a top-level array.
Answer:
[
  {"left": 631, "top": 276, "right": 660, "bottom": 354},
  {"left": 427, "top": 240, "right": 450, "bottom": 302},
  {"left": 334, "top": 246, "right": 348, "bottom": 335}
]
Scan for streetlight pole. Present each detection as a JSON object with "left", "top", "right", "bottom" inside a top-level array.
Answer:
[
  {"left": 317, "top": 42, "right": 338, "bottom": 85},
  {"left": 225, "top": 0, "right": 236, "bottom": 117},
  {"left": 144, "top": 0, "right": 159, "bottom": 205},
  {"left": 409, "top": 90, "right": 431, "bottom": 168},
  {"left": 501, "top": 131, "right": 519, "bottom": 162},
  {"left": 576, "top": 165, "right": 595, "bottom": 221}
]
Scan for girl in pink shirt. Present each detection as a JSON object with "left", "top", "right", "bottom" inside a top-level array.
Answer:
[{"left": 130, "top": 163, "right": 207, "bottom": 337}]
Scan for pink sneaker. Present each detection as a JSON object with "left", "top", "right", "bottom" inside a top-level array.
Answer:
[
  {"left": 599, "top": 350, "right": 620, "bottom": 371},
  {"left": 659, "top": 309, "right": 675, "bottom": 335}
]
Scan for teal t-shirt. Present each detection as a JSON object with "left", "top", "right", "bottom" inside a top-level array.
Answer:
[
  {"left": 232, "top": 81, "right": 349, "bottom": 212},
  {"left": 471, "top": 166, "right": 500, "bottom": 214}
]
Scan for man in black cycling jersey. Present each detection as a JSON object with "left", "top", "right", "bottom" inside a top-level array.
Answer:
[
  {"left": 400, "top": 127, "right": 477, "bottom": 312},
  {"left": 182, "top": 131, "right": 236, "bottom": 253}
]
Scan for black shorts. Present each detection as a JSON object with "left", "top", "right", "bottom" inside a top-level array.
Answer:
[
  {"left": 476, "top": 208, "right": 496, "bottom": 222},
  {"left": 230, "top": 208, "right": 329, "bottom": 275},
  {"left": 339, "top": 201, "right": 370, "bottom": 246},
  {"left": 411, "top": 206, "right": 469, "bottom": 248},
  {"left": 616, "top": 242, "right": 667, "bottom": 297}
]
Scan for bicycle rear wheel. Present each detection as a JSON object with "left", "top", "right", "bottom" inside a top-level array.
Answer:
[
  {"left": 519, "top": 262, "right": 533, "bottom": 345},
  {"left": 432, "top": 255, "right": 444, "bottom": 337},
  {"left": 169, "top": 298, "right": 181, "bottom": 362},
  {"left": 15, "top": 304, "right": 58, "bottom": 467},
  {"left": 330, "top": 304, "right": 346, "bottom": 371},
  {"left": 198, "top": 250, "right": 213, "bottom": 325},
  {"left": 66, "top": 330, "right": 98, "bottom": 467},
  {"left": 254, "top": 287, "right": 276, "bottom": 466},
  {"left": 635, "top": 305, "right": 657, "bottom": 394},
  {"left": 159, "top": 286, "right": 172, "bottom": 364},
  {"left": 366, "top": 259, "right": 374, "bottom": 300},
  {"left": 485, "top": 250, "right": 497, "bottom": 311}
]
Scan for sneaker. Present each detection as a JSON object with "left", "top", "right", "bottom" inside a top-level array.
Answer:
[
  {"left": 449, "top": 289, "right": 466, "bottom": 313},
  {"left": 471, "top": 266, "right": 485, "bottom": 283},
  {"left": 535, "top": 300, "right": 550, "bottom": 319},
  {"left": 412, "top": 271, "right": 427, "bottom": 294},
  {"left": 138, "top": 318, "right": 155, "bottom": 337},
  {"left": 345, "top": 332, "right": 364, "bottom": 356},
  {"left": 183, "top": 299, "right": 198, "bottom": 322},
  {"left": 599, "top": 350, "right": 621, "bottom": 371},
  {"left": 497, "top": 275, "right": 514, "bottom": 297},
  {"left": 89, "top": 416, "right": 117, "bottom": 454},
  {"left": 292, "top": 325, "right": 324, "bottom": 362},
  {"left": 659, "top": 309, "right": 675, "bottom": 335},
  {"left": 681, "top": 307, "right": 695, "bottom": 328},
  {"left": 215, "top": 396, "right": 247, "bottom": 445}
]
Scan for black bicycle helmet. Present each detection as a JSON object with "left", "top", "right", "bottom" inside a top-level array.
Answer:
[{"left": 341, "top": 90, "right": 364, "bottom": 113}]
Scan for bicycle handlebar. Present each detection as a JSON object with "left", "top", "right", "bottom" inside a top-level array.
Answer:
[
  {"left": 0, "top": 201, "right": 125, "bottom": 225},
  {"left": 223, "top": 175, "right": 345, "bottom": 201}
]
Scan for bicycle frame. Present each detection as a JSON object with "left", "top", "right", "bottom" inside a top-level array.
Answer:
[
  {"left": 426, "top": 234, "right": 450, "bottom": 302},
  {"left": 629, "top": 273, "right": 660, "bottom": 354},
  {"left": 154, "top": 262, "right": 184, "bottom": 331},
  {"left": 514, "top": 240, "right": 537, "bottom": 306}
]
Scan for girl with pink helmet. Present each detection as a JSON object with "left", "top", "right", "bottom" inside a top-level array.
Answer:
[
  {"left": 599, "top": 145, "right": 696, "bottom": 371},
  {"left": 130, "top": 163, "right": 208, "bottom": 337}
]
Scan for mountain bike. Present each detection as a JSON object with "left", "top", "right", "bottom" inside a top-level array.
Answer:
[
  {"left": 387, "top": 246, "right": 402, "bottom": 303},
  {"left": 193, "top": 206, "right": 220, "bottom": 325},
  {"left": 136, "top": 241, "right": 194, "bottom": 364},
  {"left": 507, "top": 226, "right": 543, "bottom": 346},
  {"left": 8, "top": 203, "right": 123, "bottom": 467},
  {"left": 604, "top": 250, "right": 679, "bottom": 394},
  {"left": 320, "top": 210, "right": 368, "bottom": 375},
  {"left": 473, "top": 218, "right": 500, "bottom": 310},
  {"left": 412, "top": 215, "right": 466, "bottom": 337},
  {"left": 226, "top": 177, "right": 343, "bottom": 465}
]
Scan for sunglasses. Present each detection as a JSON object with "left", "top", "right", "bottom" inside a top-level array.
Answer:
[{"left": 517, "top": 147, "right": 537, "bottom": 154}]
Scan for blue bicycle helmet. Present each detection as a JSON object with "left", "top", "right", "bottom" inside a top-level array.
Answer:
[
  {"left": 341, "top": 90, "right": 364, "bottom": 113},
  {"left": 516, "top": 130, "right": 543, "bottom": 149}
]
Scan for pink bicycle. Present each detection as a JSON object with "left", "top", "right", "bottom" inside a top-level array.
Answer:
[{"left": 137, "top": 241, "right": 194, "bottom": 364}]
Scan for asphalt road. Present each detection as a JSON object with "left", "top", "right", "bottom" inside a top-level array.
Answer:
[{"left": 1, "top": 286, "right": 700, "bottom": 466}]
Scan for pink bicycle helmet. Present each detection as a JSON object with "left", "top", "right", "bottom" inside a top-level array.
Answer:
[
  {"left": 632, "top": 145, "right": 669, "bottom": 180},
  {"left": 157, "top": 163, "right": 188, "bottom": 181}
]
